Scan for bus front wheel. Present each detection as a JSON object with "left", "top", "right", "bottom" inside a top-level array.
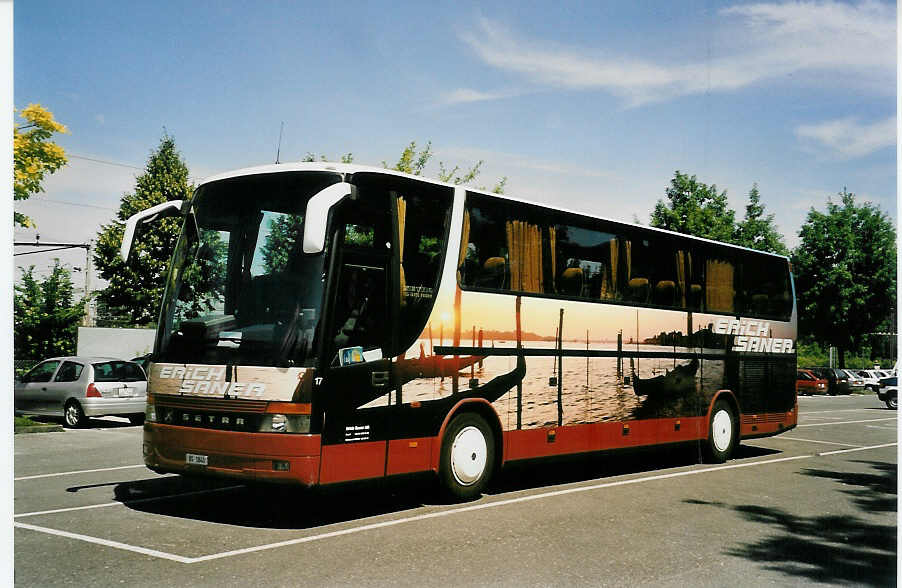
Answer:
[
  {"left": 704, "top": 399, "right": 736, "bottom": 463},
  {"left": 439, "top": 412, "right": 495, "bottom": 501}
]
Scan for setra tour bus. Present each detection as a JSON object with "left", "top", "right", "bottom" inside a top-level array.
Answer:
[{"left": 122, "top": 162, "right": 797, "bottom": 500}]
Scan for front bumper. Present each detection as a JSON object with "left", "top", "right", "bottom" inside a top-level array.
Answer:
[{"left": 143, "top": 423, "right": 322, "bottom": 486}]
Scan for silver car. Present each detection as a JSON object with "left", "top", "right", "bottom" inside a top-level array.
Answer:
[
  {"left": 841, "top": 369, "right": 865, "bottom": 390},
  {"left": 15, "top": 357, "right": 147, "bottom": 428}
]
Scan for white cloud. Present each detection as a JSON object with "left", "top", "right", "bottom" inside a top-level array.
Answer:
[
  {"left": 458, "top": 1, "right": 895, "bottom": 106},
  {"left": 795, "top": 116, "right": 896, "bottom": 158},
  {"left": 440, "top": 88, "right": 520, "bottom": 106}
]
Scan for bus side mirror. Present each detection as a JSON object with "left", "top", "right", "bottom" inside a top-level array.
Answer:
[
  {"left": 303, "top": 182, "right": 355, "bottom": 254},
  {"left": 120, "top": 200, "right": 185, "bottom": 263}
]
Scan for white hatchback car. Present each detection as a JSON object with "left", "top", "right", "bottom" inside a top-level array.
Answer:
[{"left": 15, "top": 357, "right": 147, "bottom": 428}]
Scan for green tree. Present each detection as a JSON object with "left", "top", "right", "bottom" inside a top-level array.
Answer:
[
  {"left": 792, "top": 189, "right": 896, "bottom": 366},
  {"left": 384, "top": 140, "right": 507, "bottom": 193},
  {"left": 93, "top": 135, "right": 193, "bottom": 325},
  {"left": 13, "top": 104, "right": 69, "bottom": 227},
  {"left": 734, "top": 184, "right": 789, "bottom": 255},
  {"left": 14, "top": 261, "right": 85, "bottom": 359},
  {"left": 650, "top": 171, "right": 736, "bottom": 242}
]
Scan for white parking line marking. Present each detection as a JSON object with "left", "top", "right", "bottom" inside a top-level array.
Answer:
[
  {"left": 15, "top": 464, "right": 146, "bottom": 481},
  {"left": 14, "top": 522, "right": 192, "bottom": 564},
  {"left": 13, "top": 441, "right": 897, "bottom": 564},
  {"left": 776, "top": 437, "right": 863, "bottom": 447},
  {"left": 797, "top": 417, "right": 897, "bottom": 428},
  {"left": 802, "top": 408, "right": 886, "bottom": 415},
  {"left": 14, "top": 484, "right": 243, "bottom": 519},
  {"left": 817, "top": 443, "right": 897, "bottom": 456}
]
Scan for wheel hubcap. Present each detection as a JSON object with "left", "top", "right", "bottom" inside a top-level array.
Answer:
[
  {"left": 712, "top": 409, "right": 732, "bottom": 452},
  {"left": 66, "top": 405, "right": 78, "bottom": 425},
  {"left": 450, "top": 426, "right": 487, "bottom": 486}
]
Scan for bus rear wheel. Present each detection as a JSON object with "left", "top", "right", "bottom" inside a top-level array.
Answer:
[
  {"left": 704, "top": 399, "right": 736, "bottom": 463},
  {"left": 439, "top": 413, "right": 495, "bottom": 501}
]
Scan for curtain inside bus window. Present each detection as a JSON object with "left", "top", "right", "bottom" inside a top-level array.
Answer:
[
  {"left": 548, "top": 226, "right": 557, "bottom": 294},
  {"left": 608, "top": 238, "right": 619, "bottom": 299},
  {"left": 675, "top": 250, "right": 687, "bottom": 308},
  {"left": 397, "top": 195, "right": 407, "bottom": 305},
  {"left": 706, "top": 258, "right": 735, "bottom": 313},
  {"left": 505, "top": 220, "right": 543, "bottom": 293},
  {"left": 457, "top": 209, "right": 470, "bottom": 282}
]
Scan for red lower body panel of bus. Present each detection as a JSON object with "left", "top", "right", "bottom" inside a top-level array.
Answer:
[{"left": 144, "top": 407, "right": 795, "bottom": 486}]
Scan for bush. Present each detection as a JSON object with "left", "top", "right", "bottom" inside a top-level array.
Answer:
[{"left": 797, "top": 341, "right": 895, "bottom": 370}]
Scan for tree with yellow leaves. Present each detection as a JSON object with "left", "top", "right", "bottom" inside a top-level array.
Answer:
[{"left": 13, "top": 104, "right": 69, "bottom": 227}]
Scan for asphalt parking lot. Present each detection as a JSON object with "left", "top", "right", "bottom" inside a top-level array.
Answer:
[{"left": 14, "top": 394, "right": 897, "bottom": 587}]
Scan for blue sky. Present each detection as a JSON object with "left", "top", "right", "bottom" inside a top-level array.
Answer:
[{"left": 13, "top": 0, "right": 897, "bottom": 284}]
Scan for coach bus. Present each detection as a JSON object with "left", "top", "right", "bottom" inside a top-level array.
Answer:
[{"left": 122, "top": 163, "right": 797, "bottom": 500}]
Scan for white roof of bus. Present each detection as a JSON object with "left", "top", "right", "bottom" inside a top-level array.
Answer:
[{"left": 198, "top": 162, "right": 790, "bottom": 261}]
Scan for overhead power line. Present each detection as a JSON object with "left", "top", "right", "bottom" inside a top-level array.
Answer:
[
  {"left": 68, "top": 152, "right": 204, "bottom": 183},
  {"left": 40, "top": 198, "right": 116, "bottom": 211},
  {"left": 69, "top": 154, "right": 142, "bottom": 170}
]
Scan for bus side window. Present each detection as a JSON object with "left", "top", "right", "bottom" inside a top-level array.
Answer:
[
  {"left": 739, "top": 254, "right": 792, "bottom": 319},
  {"left": 461, "top": 197, "right": 510, "bottom": 291},
  {"left": 550, "top": 223, "right": 615, "bottom": 300}
]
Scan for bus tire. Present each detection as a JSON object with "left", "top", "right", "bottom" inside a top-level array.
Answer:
[
  {"left": 704, "top": 399, "right": 736, "bottom": 463},
  {"left": 439, "top": 412, "right": 495, "bottom": 501}
]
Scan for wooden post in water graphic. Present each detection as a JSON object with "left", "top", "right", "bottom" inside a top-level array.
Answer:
[
  {"left": 471, "top": 326, "right": 476, "bottom": 381},
  {"left": 557, "top": 308, "right": 564, "bottom": 427},
  {"left": 586, "top": 329, "right": 590, "bottom": 388},
  {"left": 617, "top": 330, "right": 623, "bottom": 381},
  {"left": 516, "top": 296, "right": 522, "bottom": 430},
  {"left": 452, "top": 289, "right": 461, "bottom": 396},
  {"left": 478, "top": 329, "right": 484, "bottom": 369}
]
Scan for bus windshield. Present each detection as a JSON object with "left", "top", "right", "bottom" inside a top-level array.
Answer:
[{"left": 155, "top": 171, "right": 342, "bottom": 367}]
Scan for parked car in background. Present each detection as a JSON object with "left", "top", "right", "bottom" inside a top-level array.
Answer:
[
  {"left": 796, "top": 369, "right": 828, "bottom": 395},
  {"left": 841, "top": 369, "right": 865, "bottom": 391},
  {"left": 808, "top": 367, "right": 851, "bottom": 395},
  {"left": 877, "top": 375, "right": 897, "bottom": 409},
  {"left": 856, "top": 369, "right": 891, "bottom": 392},
  {"left": 14, "top": 357, "right": 147, "bottom": 428}
]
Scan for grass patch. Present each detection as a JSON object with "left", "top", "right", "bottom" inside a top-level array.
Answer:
[{"left": 15, "top": 415, "right": 53, "bottom": 427}]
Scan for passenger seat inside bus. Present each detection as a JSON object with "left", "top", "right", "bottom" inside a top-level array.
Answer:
[
  {"left": 559, "top": 267, "right": 584, "bottom": 297},
  {"left": 654, "top": 280, "right": 676, "bottom": 306},
  {"left": 478, "top": 257, "right": 507, "bottom": 289},
  {"left": 628, "top": 277, "right": 649, "bottom": 302}
]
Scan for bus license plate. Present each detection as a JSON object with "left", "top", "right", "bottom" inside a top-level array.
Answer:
[{"left": 186, "top": 453, "right": 208, "bottom": 466}]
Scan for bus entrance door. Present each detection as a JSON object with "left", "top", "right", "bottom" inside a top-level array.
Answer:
[{"left": 319, "top": 206, "right": 396, "bottom": 483}]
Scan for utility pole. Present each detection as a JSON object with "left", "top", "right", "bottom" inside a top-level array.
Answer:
[{"left": 83, "top": 240, "right": 93, "bottom": 327}]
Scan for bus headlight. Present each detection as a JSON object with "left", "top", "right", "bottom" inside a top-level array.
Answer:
[
  {"left": 145, "top": 402, "right": 157, "bottom": 423},
  {"left": 258, "top": 414, "right": 310, "bottom": 433}
]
